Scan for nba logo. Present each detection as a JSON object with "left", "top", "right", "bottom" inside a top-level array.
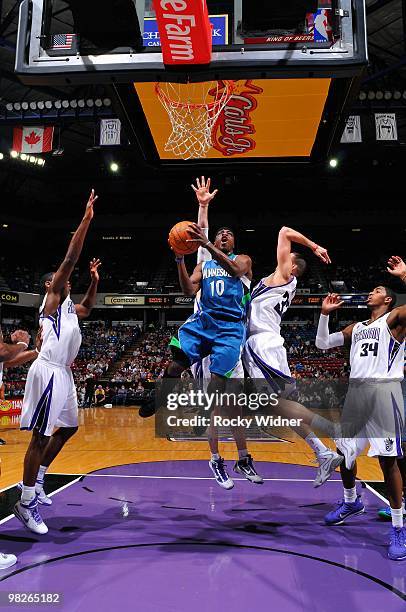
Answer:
[
  {"left": 313, "top": 9, "right": 332, "bottom": 42},
  {"left": 307, "top": 9, "right": 333, "bottom": 43}
]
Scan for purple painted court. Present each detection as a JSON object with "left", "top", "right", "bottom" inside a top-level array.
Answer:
[{"left": 1, "top": 461, "right": 405, "bottom": 611}]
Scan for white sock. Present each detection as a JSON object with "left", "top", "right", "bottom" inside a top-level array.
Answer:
[
  {"left": 211, "top": 453, "right": 220, "bottom": 461},
  {"left": 343, "top": 486, "right": 357, "bottom": 504},
  {"left": 21, "top": 485, "right": 36, "bottom": 506},
  {"left": 391, "top": 507, "right": 403, "bottom": 529},
  {"left": 304, "top": 433, "right": 328, "bottom": 457},
  {"left": 311, "top": 415, "right": 341, "bottom": 439},
  {"left": 238, "top": 449, "right": 248, "bottom": 460},
  {"left": 36, "top": 465, "right": 47, "bottom": 484}
]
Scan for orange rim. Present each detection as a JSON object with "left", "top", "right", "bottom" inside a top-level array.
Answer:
[{"left": 155, "top": 81, "right": 235, "bottom": 110}]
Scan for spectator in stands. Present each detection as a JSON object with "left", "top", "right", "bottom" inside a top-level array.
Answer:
[
  {"left": 84, "top": 376, "right": 95, "bottom": 408},
  {"left": 94, "top": 385, "right": 106, "bottom": 407}
]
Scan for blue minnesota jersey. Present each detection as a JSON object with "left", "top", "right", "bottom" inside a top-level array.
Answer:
[{"left": 199, "top": 255, "right": 251, "bottom": 321}]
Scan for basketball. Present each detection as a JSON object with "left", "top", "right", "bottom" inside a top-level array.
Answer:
[{"left": 168, "top": 221, "right": 199, "bottom": 255}]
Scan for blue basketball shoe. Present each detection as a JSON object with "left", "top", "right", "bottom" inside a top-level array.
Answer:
[
  {"left": 388, "top": 527, "right": 406, "bottom": 560},
  {"left": 324, "top": 496, "right": 365, "bottom": 525}
]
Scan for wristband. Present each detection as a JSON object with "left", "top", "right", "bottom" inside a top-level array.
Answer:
[
  {"left": 17, "top": 342, "right": 28, "bottom": 349},
  {"left": 175, "top": 256, "right": 184, "bottom": 264},
  {"left": 204, "top": 240, "right": 212, "bottom": 247}
]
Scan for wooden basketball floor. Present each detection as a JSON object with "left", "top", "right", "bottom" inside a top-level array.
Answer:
[{"left": 0, "top": 407, "right": 384, "bottom": 487}]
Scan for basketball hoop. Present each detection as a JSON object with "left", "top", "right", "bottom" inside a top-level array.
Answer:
[{"left": 155, "top": 81, "right": 235, "bottom": 160}]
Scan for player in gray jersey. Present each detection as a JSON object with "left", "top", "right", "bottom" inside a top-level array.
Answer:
[{"left": 318, "top": 283, "right": 406, "bottom": 560}]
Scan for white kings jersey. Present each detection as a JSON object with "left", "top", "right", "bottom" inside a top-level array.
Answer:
[
  {"left": 349, "top": 313, "right": 405, "bottom": 381},
  {"left": 247, "top": 276, "right": 297, "bottom": 348},
  {"left": 38, "top": 294, "right": 82, "bottom": 367}
]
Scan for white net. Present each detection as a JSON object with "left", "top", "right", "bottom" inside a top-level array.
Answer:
[{"left": 155, "top": 81, "right": 235, "bottom": 160}]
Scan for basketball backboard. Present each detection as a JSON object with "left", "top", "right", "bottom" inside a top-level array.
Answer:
[{"left": 15, "top": 0, "right": 367, "bottom": 85}]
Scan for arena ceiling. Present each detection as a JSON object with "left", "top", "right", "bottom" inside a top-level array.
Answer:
[{"left": 0, "top": 0, "right": 405, "bottom": 220}]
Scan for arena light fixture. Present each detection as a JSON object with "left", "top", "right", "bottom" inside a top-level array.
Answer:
[
  {"left": 13, "top": 102, "right": 21, "bottom": 111},
  {"left": 5, "top": 103, "right": 13, "bottom": 111},
  {"left": 10, "top": 150, "right": 18, "bottom": 158},
  {"left": 45, "top": 101, "right": 53, "bottom": 109},
  {"left": 54, "top": 100, "right": 62, "bottom": 109},
  {"left": 403, "top": 91, "right": 406, "bottom": 100},
  {"left": 37, "top": 101, "right": 45, "bottom": 110},
  {"left": 2, "top": 224, "right": 8, "bottom": 228},
  {"left": 375, "top": 91, "right": 383, "bottom": 100},
  {"left": 20, "top": 153, "right": 27, "bottom": 161},
  {"left": 70, "top": 100, "right": 78, "bottom": 108},
  {"left": 103, "top": 98, "right": 112, "bottom": 107},
  {"left": 29, "top": 156, "right": 36, "bottom": 163},
  {"left": 86, "top": 99, "right": 95, "bottom": 108},
  {"left": 110, "top": 162, "right": 119, "bottom": 172},
  {"left": 352, "top": 228, "right": 361, "bottom": 232},
  {"left": 393, "top": 91, "right": 401, "bottom": 100},
  {"left": 384, "top": 91, "right": 392, "bottom": 100},
  {"left": 95, "top": 99, "right": 103, "bottom": 108},
  {"left": 329, "top": 158, "right": 338, "bottom": 168},
  {"left": 0, "top": 153, "right": 4, "bottom": 160},
  {"left": 358, "top": 91, "right": 366, "bottom": 101},
  {"left": 245, "top": 229, "right": 255, "bottom": 232},
  {"left": 367, "top": 91, "right": 375, "bottom": 100},
  {"left": 21, "top": 101, "right": 29, "bottom": 110},
  {"left": 77, "top": 99, "right": 85, "bottom": 108}
]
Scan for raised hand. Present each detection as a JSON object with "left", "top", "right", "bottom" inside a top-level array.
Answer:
[
  {"left": 11, "top": 330, "right": 30, "bottom": 346},
  {"left": 314, "top": 245, "right": 331, "bottom": 265},
  {"left": 321, "top": 293, "right": 344, "bottom": 315},
  {"left": 387, "top": 256, "right": 406, "bottom": 279},
  {"left": 191, "top": 176, "right": 218, "bottom": 207},
  {"left": 89, "top": 258, "right": 102, "bottom": 282},
  {"left": 84, "top": 189, "right": 98, "bottom": 221}
]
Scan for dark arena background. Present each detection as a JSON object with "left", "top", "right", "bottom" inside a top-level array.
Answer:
[{"left": 0, "top": 1, "right": 405, "bottom": 610}]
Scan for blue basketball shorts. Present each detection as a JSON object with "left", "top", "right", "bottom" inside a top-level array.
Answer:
[{"left": 170, "top": 311, "right": 246, "bottom": 378}]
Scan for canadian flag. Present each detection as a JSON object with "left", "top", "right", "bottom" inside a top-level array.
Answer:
[{"left": 12, "top": 126, "right": 54, "bottom": 153}]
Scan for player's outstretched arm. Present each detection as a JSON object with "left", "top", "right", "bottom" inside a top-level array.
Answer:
[
  {"left": 44, "top": 190, "right": 98, "bottom": 317},
  {"left": 0, "top": 329, "right": 31, "bottom": 363},
  {"left": 274, "top": 226, "right": 331, "bottom": 284},
  {"left": 4, "top": 328, "right": 42, "bottom": 368},
  {"left": 75, "top": 258, "right": 101, "bottom": 320},
  {"left": 186, "top": 223, "right": 252, "bottom": 279},
  {"left": 316, "top": 294, "right": 354, "bottom": 349}
]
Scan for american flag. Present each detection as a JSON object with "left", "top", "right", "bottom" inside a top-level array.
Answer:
[{"left": 49, "top": 34, "right": 75, "bottom": 50}]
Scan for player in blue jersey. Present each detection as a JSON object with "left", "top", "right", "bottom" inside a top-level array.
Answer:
[{"left": 140, "top": 182, "right": 259, "bottom": 487}]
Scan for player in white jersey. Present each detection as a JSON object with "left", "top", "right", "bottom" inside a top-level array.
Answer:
[
  {"left": 14, "top": 190, "right": 100, "bottom": 536},
  {"left": 189, "top": 177, "right": 262, "bottom": 488},
  {"left": 243, "top": 226, "right": 345, "bottom": 487},
  {"left": 0, "top": 327, "right": 35, "bottom": 569},
  {"left": 318, "top": 285, "right": 406, "bottom": 560}
]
